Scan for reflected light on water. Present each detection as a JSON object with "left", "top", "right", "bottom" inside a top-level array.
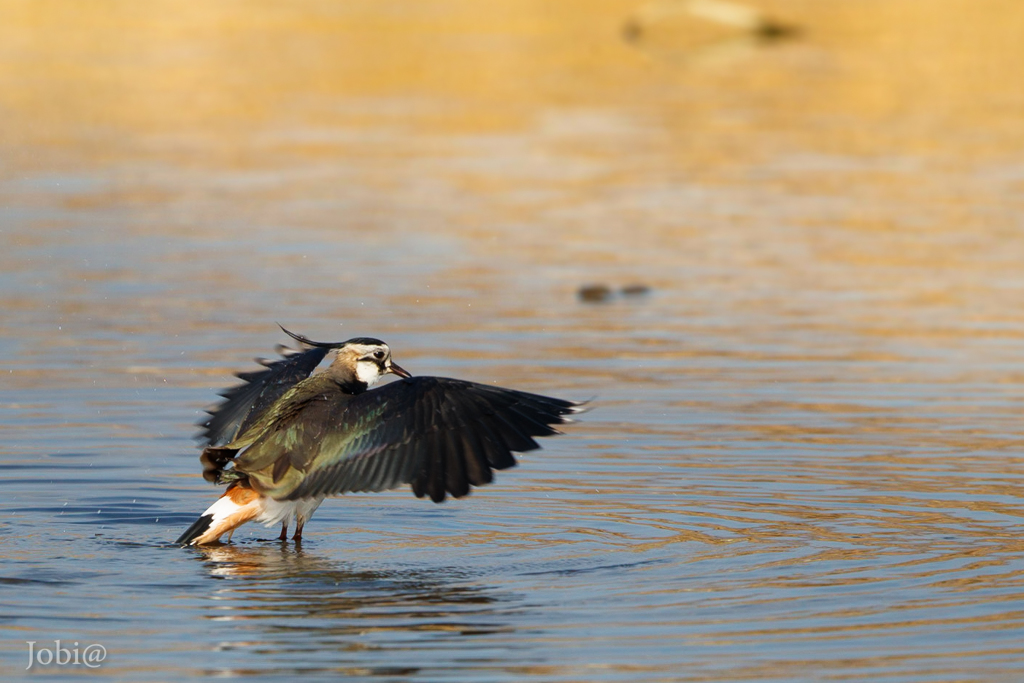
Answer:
[
  {"left": 1, "top": 0, "right": 1024, "bottom": 680},
  {"left": 191, "top": 545, "right": 508, "bottom": 677}
]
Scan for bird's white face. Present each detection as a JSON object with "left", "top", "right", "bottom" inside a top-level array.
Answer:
[
  {"left": 350, "top": 343, "right": 392, "bottom": 387},
  {"left": 330, "top": 339, "right": 412, "bottom": 388}
]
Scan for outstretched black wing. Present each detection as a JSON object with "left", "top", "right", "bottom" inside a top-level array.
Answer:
[
  {"left": 196, "top": 344, "right": 330, "bottom": 447},
  {"left": 231, "top": 377, "right": 584, "bottom": 503}
]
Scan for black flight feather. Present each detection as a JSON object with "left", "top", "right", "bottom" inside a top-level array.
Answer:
[{"left": 273, "top": 376, "right": 582, "bottom": 502}]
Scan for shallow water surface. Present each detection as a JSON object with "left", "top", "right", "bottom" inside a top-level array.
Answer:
[{"left": 2, "top": 1, "right": 1024, "bottom": 681}]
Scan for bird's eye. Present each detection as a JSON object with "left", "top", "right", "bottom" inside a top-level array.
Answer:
[{"left": 373, "top": 350, "right": 386, "bottom": 360}]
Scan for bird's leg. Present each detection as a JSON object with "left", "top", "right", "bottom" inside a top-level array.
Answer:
[
  {"left": 278, "top": 523, "right": 288, "bottom": 541},
  {"left": 227, "top": 530, "right": 234, "bottom": 543},
  {"left": 293, "top": 520, "right": 305, "bottom": 542}
]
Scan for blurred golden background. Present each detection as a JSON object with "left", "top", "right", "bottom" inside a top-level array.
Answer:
[
  {"left": 3, "top": 2, "right": 1024, "bottom": 679},
  {"left": 3, "top": 0, "right": 1022, "bottom": 334},
  {"left": 4, "top": 0, "right": 1023, "bottom": 157}
]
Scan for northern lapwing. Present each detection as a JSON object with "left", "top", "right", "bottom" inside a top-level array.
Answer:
[{"left": 176, "top": 326, "right": 584, "bottom": 545}]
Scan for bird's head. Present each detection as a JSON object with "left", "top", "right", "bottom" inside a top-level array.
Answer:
[
  {"left": 279, "top": 326, "right": 411, "bottom": 390},
  {"left": 337, "top": 338, "right": 411, "bottom": 387}
]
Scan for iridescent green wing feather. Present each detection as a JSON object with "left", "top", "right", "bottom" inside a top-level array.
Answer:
[
  {"left": 232, "top": 377, "right": 583, "bottom": 503},
  {"left": 196, "top": 344, "right": 330, "bottom": 447},
  {"left": 195, "top": 344, "right": 331, "bottom": 483}
]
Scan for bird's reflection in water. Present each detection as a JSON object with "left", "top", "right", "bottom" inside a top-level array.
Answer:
[{"left": 192, "top": 543, "right": 512, "bottom": 678}]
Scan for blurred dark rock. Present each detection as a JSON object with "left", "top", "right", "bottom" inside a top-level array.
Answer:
[
  {"left": 578, "top": 284, "right": 614, "bottom": 303},
  {"left": 622, "top": 18, "right": 644, "bottom": 43},
  {"left": 621, "top": 283, "right": 651, "bottom": 296},
  {"left": 622, "top": 0, "right": 801, "bottom": 52},
  {"left": 578, "top": 283, "right": 652, "bottom": 302},
  {"left": 754, "top": 19, "right": 800, "bottom": 42}
]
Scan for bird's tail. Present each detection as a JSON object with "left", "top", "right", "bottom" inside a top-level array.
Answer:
[
  {"left": 176, "top": 484, "right": 262, "bottom": 546},
  {"left": 175, "top": 513, "right": 215, "bottom": 545}
]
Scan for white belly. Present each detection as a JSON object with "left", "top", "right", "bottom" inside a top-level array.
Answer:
[{"left": 256, "top": 496, "right": 325, "bottom": 527}]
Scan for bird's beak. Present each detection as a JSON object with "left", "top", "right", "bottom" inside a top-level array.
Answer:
[{"left": 388, "top": 362, "right": 412, "bottom": 379}]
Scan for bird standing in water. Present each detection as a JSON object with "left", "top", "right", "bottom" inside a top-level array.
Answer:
[{"left": 176, "top": 326, "right": 583, "bottom": 546}]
